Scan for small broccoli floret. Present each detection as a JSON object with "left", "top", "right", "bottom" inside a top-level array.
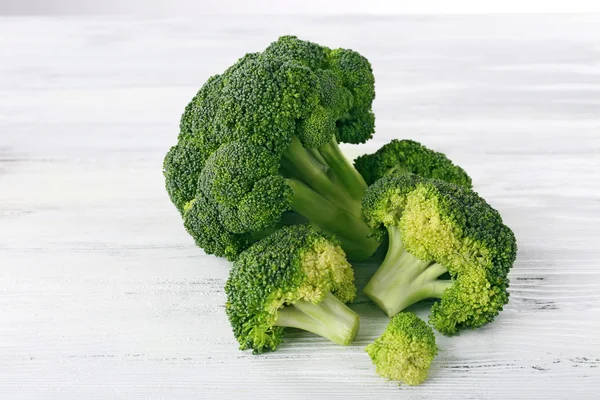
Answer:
[
  {"left": 225, "top": 225, "right": 360, "bottom": 354},
  {"left": 182, "top": 193, "right": 253, "bottom": 261},
  {"left": 362, "top": 174, "right": 517, "bottom": 335},
  {"left": 163, "top": 141, "right": 205, "bottom": 214},
  {"left": 164, "top": 35, "right": 381, "bottom": 261},
  {"left": 366, "top": 312, "right": 437, "bottom": 385},
  {"left": 354, "top": 139, "right": 472, "bottom": 188}
]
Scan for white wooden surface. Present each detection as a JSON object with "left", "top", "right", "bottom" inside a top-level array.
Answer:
[{"left": 1, "top": 15, "right": 600, "bottom": 399}]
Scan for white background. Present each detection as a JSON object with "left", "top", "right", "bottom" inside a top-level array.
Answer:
[
  {"left": 1, "top": 13, "right": 600, "bottom": 400},
  {"left": 2, "top": 0, "right": 600, "bottom": 14}
]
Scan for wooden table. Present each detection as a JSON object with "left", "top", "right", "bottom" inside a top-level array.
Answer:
[{"left": 1, "top": 15, "right": 599, "bottom": 399}]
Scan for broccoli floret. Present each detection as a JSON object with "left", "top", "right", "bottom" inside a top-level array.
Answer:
[
  {"left": 163, "top": 141, "right": 205, "bottom": 213},
  {"left": 366, "top": 312, "right": 437, "bottom": 385},
  {"left": 164, "top": 35, "right": 381, "bottom": 261},
  {"left": 182, "top": 193, "right": 253, "bottom": 261},
  {"left": 355, "top": 139, "right": 473, "bottom": 188},
  {"left": 225, "top": 225, "right": 359, "bottom": 354},
  {"left": 362, "top": 174, "right": 517, "bottom": 335}
]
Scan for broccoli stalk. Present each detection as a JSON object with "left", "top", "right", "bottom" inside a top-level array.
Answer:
[
  {"left": 282, "top": 136, "right": 378, "bottom": 260},
  {"left": 287, "top": 180, "right": 377, "bottom": 260},
  {"left": 317, "top": 138, "right": 369, "bottom": 201},
  {"left": 281, "top": 136, "right": 367, "bottom": 206},
  {"left": 275, "top": 292, "right": 359, "bottom": 346},
  {"left": 363, "top": 225, "right": 452, "bottom": 316}
]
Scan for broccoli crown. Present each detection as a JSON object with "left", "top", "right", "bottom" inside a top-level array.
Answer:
[
  {"left": 163, "top": 141, "right": 205, "bottom": 213},
  {"left": 182, "top": 193, "right": 252, "bottom": 261},
  {"left": 199, "top": 141, "right": 294, "bottom": 233},
  {"left": 354, "top": 139, "right": 473, "bottom": 188},
  {"left": 362, "top": 174, "right": 517, "bottom": 335},
  {"left": 164, "top": 35, "right": 377, "bottom": 260},
  {"left": 225, "top": 225, "right": 356, "bottom": 353},
  {"left": 366, "top": 312, "right": 438, "bottom": 385}
]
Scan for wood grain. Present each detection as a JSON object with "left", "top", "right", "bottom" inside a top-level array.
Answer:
[{"left": 1, "top": 15, "right": 599, "bottom": 399}]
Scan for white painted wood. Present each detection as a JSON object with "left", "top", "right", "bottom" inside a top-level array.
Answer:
[{"left": 1, "top": 15, "right": 599, "bottom": 399}]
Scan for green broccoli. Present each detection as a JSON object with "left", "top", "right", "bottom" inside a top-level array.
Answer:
[
  {"left": 164, "top": 35, "right": 380, "bottom": 261},
  {"left": 362, "top": 174, "right": 517, "bottom": 335},
  {"left": 366, "top": 312, "right": 437, "bottom": 385},
  {"left": 164, "top": 36, "right": 473, "bottom": 262},
  {"left": 225, "top": 225, "right": 360, "bottom": 354},
  {"left": 354, "top": 139, "right": 472, "bottom": 188}
]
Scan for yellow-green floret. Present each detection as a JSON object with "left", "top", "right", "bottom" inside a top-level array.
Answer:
[
  {"left": 366, "top": 312, "right": 437, "bottom": 385},
  {"left": 362, "top": 174, "right": 517, "bottom": 335},
  {"left": 225, "top": 225, "right": 359, "bottom": 354}
]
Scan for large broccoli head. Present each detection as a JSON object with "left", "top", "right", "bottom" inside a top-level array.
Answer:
[
  {"left": 354, "top": 139, "right": 473, "bottom": 188},
  {"left": 362, "top": 174, "right": 517, "bottom": 335},
  {"left": 225, "top": 225, "right": 359, "bottom": 354},
  {"left": 366, "top": 312, "right": 438, "bottom": 385},
  {"left": 164, "top": 35, "right": 379, "bottom": 261}
]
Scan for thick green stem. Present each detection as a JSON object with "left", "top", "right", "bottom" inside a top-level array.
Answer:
[
  {"left": 418, "top": 263, "right": 448, "bottom": 283},
  {"left": 363, "top": 226, "right": 450, "bottom": 317},
  {"left": 274, "top": 292, "right": 359, "bottom": 345},
  {"left": 424, "top": 280, "right": 453, "bottom": 299},
  {"left": 286, "top": 179, "right": 380, "bottom": 261},
  {"left": 280, "top": 134, "right": 380, "bottom": 260},
  {"left": 318, "top": 137, "right": 368, "bottom": 201},
  {"left": 282, "top": 136, "right": 358, "bottom": 213},
  {"left": 307, "top": 148, "right": 328, "bottom": 166}
]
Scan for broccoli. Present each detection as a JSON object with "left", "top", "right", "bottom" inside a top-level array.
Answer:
[
  {"left": 225, "top": 225, "right": 360, "bottom": 354},
  {"left": 164, "top": 35, "right": 381, "bottom": 261},
  {"left": 361, "top": 174, "right": 517, "bottom": 335},
  {"left": 354, "top": 139, "right": 472, "bottom": 188},
  {"left": 164, "top": 36, "right": 475, "bottom": 262},
  {"left": 366, "top": 312, "right": 437, "bottom": 385}
]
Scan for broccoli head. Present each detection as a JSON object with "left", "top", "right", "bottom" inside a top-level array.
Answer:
[
  {"left": 366, "top": 312, "right": 438, "bottom": 385},
  {"left": 164, "top": 35, "right": 380, "bottom": 261},
  {"left": 354, "top": 139, "right": 472, "bottom": 188},
  {"left": 362, "top": 174, "right": 517, "bottom": 335},
  {"left": 225, "top": 225, "right": 360, "bottom": 354}
]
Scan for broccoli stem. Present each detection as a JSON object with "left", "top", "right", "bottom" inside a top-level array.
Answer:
[
  {"left": 307, "top": 147, "right": 328, "bottom": 165},
  {"left": 363, "top": 225, "right": 452, "bottom": 317},
  {"left": 274, "top": 292, "right": 360, "bottom": 346},
  {"left": 317, "top": 137, "right": 369, "bottom": 201},
  {"left": 281, "top": 136, "right": 359, "bottom": 213},
  {"left": 286, "top": 179, "right": 380, "bottom": 260},
  {"left": 280, "top": 135, "right": 380, "bottom": 260}
]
